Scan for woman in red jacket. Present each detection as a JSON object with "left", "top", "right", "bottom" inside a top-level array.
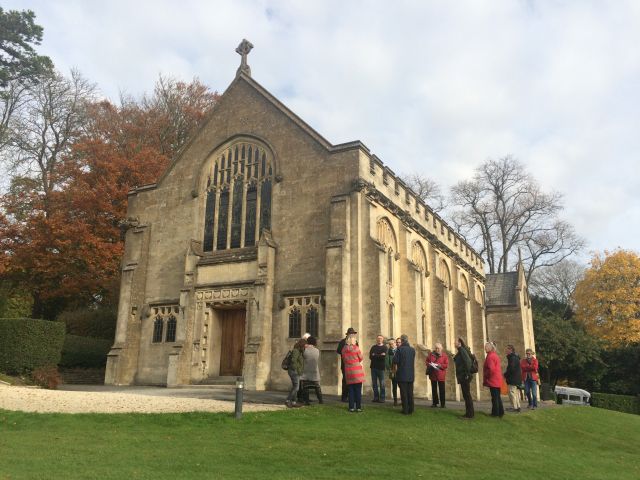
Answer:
[
  {"left": 520, "top": 349, "right": 539, "bottom": 409},
  {"left": 426, "top": 342, "right": 448, "bottom": 408},
  {"left": 483, "top": 342, "right": 504, "bottom": 418},
  {"left": 341, "top": 334, "right": 365, "bottom": 412}
]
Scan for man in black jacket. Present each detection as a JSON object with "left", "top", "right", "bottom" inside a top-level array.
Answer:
[
  {"left": 369, "top": 335, "right": 388, "bottom": 402},
  {"left": 393, "top": 334, "right": 416, "bottom": 415},
  {"left": 504, "top": 344, "right": 522, "bottom": 412}
]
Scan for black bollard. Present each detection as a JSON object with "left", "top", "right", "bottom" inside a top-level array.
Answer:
[{"left": 234, "top": 376, "right": 244, "bottom": 419}]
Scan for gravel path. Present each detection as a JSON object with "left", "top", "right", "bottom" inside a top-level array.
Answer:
[{"left": 0, "top": 384, "right": 285, "bottom": 414}]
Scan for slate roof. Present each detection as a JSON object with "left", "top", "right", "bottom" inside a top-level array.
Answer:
[{"left": 485, "top": 272, "right": 519, "bottom": 306}]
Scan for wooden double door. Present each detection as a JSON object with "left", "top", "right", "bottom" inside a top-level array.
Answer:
[{"left": 219, "top": 309, "right": 246, "bottom": 376}]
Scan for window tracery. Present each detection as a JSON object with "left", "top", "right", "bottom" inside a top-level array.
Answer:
[
  {"left": 150, "top": 305, "right": 179, "bottom": 344},
  {"left": 438, "top": 259, "right": 451, "bottom": 289},
  {"left": 412, "top": 241, "right": 428, "bottom": 301},
  {"left": 475, "top": 285, "right": 484, "bottom": 306},
  {"left": 286, "top": 296, "right": 321, "bottom": 338},
  {"left": 203, "top": 140, "right": 273, "bottom": 252},
  {"left": 459, "top": 274, "right": 470, "bottom": 299}
]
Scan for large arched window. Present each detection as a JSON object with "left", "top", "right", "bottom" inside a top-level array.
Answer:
[
  {"left": 438, "top": 259, "right": 451, "bottom": 289},
  {"left": 459, "top": 274, "right": 470, "bottom": 299},
  {"left": 376, "top": 218, "right": 398, "bottom": 287},
  {"left": 412, "top": 241, "right": 428, "bottom": 300},
  {"left": 203, "top": 140, "right": 273, "bottom": 252}
]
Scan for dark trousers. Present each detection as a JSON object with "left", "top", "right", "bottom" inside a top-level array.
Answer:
[
  {"left": 489, "top": 386, "right": 504, "bottom": 417},
  {"left": 398, "top": 381, "right": 414, "bottom": 414},
  {"left": 301, "top": 380, "right": 323, "bottom": 404},
  {"left": 371, "top": 368, "right": 386, "bottom": 401},
  {"left": 460, "top": 380, "right": 474, "bottom": 418},
  {"left": 431, "top": 380, "right": 446, "bottom": 407},
  {"left": 340, "top": 365, "right": 348, "bottom": 400},
  {"left": 348, "top": 382, "right": 362, "bottom": 410},
  {"left": 390, "top": 375, "right": 398, "bottom": 401}
]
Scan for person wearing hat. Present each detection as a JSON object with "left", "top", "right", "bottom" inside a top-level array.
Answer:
[{"left": 337, "top": 327, "right": 357, "bottom": 402}]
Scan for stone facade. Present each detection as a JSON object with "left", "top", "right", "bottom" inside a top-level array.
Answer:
[{"left": 105, "top": 46, "right": 533, "bottom": 401}]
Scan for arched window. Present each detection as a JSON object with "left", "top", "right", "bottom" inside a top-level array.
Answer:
[
  {"left": 152, "top": 316, "right": 164, "bottom": 343},
  {"left": 412, "top": 241, "right": 428, "bottom": 300},
  {"left": 377, "top": 218, "right": 397, "bottom": 286},
  {"left": 439, "top": 259, "right": 451, "bottom": 289},
  {"left": 475, "top": 285, "right": 484, "bottom": 306},
  {"left": 306, "top": 306, "right": 319, "bottom": 338},
  {"left": 459, "top": 274, "right": 469, "bottom": 299},
  {"left": 388, "top": 303, "right": 395, "bottom": 336},
  {"left": 376, "top": 218, "right": 397, "bottom": 252},
  {"left": 202, "top": 140, "right": 274, "bottom": 252},
  {"left": 166, "top": 314, "right": 177, "bottom": 342},
  {"left": 288, "top": 307, "right": 301, "bottom": 339}
]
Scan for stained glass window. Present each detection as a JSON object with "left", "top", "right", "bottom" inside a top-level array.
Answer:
[
  {"left": 203, "top": 140, "right": 273, "bottom": 252},
  {"left": 217, "top": 189, "right": 229, "bottom": 250},
  {"left": 244, "top": 184, "right": 257, "bottom": 247},
  {"left": 230, "top": 177, "right": 243, "bottom": 248},
  {"left": 203, "top": 190, "right": 216, "bottom": 252}
]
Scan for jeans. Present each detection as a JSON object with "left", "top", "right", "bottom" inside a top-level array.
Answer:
[
  {"left": 348, "top": 382, "right": 362, "bottom": 410},
  {"left": 489, "top": 386, "right": 504, "bottom": 417},
  {"left": 398, "top": 381, "right": 414, "bottom": 414},
  {"left": 508, "top": 384, "right": 521, "bottom": 410},
  {"left": 371, "top": 368, "right": 386, "bottom": 401},
  {"left": 524, "top": 378, "right": 538, "bottom": 407},
  {"left": 286, "top": 370, "right": 300, "bottom": 402},
  {"left": 460, "top": 380, "right": 474, "bottom": 418},
  {"left": 431, "top": 380, "right": 445, "bottom": 407}
]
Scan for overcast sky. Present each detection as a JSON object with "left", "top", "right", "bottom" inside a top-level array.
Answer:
[{"left": 6, "top": 0, "right": 640, "bottom": 261}]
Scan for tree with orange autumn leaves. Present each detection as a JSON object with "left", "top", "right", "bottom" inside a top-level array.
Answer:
[
  {"left": 574, "top": 249, "right": 640, "bottom": 346},
  {"left": 0, "top": 74, "right": 217, "bottom": 319}
]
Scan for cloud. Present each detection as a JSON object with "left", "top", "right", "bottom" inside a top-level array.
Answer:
[{"left": 5, "top": 0, "right": 640, "bottom": 255}]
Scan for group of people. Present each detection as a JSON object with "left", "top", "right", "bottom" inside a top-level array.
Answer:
[{"left": 285, "top": 328, "right": 540, "bottom": 419}]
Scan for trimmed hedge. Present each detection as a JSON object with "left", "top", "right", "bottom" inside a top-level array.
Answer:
[
  {"left": 60, "top": 335, "right": 112, "bottom": 368},
  {"left": 591, "top": 392, "right": 640, "bottom": 415},
  {"left": 0, "top": 318, "right": 65, "bottom": 374}
]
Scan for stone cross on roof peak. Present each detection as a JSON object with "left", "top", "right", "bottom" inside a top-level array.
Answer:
[{"left": 235, "top": 39, "right": 254, "bottom": 77}]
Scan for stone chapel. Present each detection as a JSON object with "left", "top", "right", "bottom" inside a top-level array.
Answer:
[{"left": 105, "top": 40, "right": 535, "bottom": 401}]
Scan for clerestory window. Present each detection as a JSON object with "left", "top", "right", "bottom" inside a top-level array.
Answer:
[{"left": 203, "top": 141, "right": 273, "bottom": 252}]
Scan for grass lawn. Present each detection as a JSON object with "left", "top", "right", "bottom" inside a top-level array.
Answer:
[{"left": 1, "top": 405, "right": 638, "bottom": 480}]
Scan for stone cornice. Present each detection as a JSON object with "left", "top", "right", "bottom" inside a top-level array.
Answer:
[{"left": 354, "top": 179, "right": 485, "bottom": 282}]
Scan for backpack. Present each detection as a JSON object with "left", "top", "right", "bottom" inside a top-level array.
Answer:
[
  {"left": 281, "top": 350, "right": 293, "bottom": 370},
  {"left": 469, "top": 353, "right": 479, "bottom": 374}
]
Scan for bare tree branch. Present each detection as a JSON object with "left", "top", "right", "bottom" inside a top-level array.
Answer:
[
  {"left": 529, "top": 259, "right": 585, "bottom": 305},
  {"left": 449, "top": 155, "right": 584, "bottom": 276},
  {"left": 2, "top": 69, "right": 95, "bottom": 214},
  {"left": 400, "top": 172, "right": 446, "bottom": 213}
]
